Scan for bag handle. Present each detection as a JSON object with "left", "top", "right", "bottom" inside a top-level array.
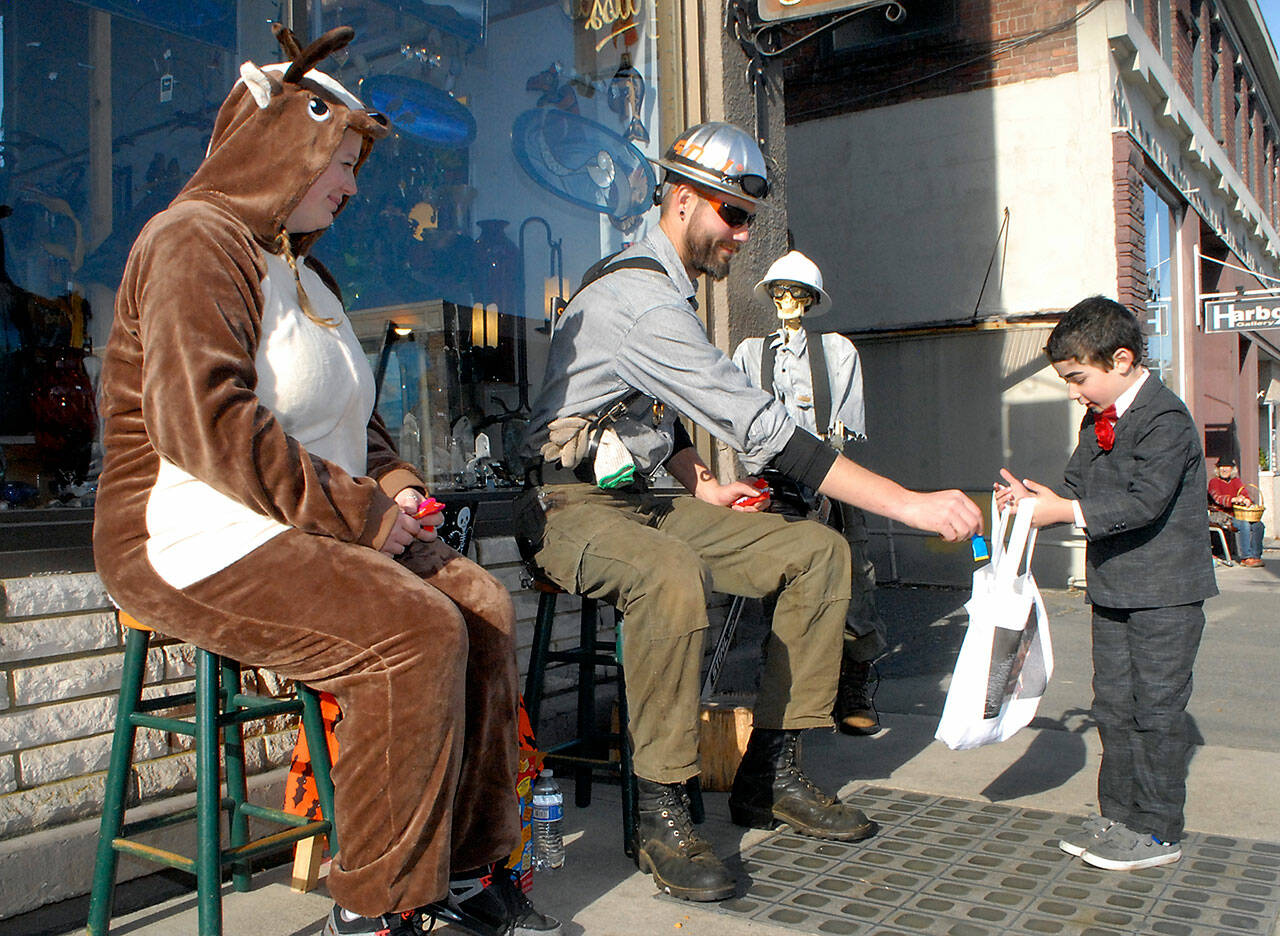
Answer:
[
  {"left": 988, "top": 491, "right": 1013, "bottom": 567},
  {"left": 994, "top": 496, "right": 1038, "bottom": 585}
]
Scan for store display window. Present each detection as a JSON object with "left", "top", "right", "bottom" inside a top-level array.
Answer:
[
  {"left": 1142, "top": 181, "right": 1176, "bottom": 388},
  {"left": 0, "top": 0, "right": 664, "bottom": 507}
]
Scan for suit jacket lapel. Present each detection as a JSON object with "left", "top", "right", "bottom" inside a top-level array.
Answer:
[{"left": 1113, "top": 374, "right": 1161, "bottom": 449}]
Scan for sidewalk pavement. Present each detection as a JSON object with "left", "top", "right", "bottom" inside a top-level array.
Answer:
[{"left": 7, "top": 555, "right": 1278, "bottom": 936}]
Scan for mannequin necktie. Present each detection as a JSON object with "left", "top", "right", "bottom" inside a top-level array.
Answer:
[{"left": 1093, "top": 404, "right": 1117, "bottom": 451}]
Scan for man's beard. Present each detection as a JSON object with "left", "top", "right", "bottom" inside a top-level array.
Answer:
[{"left": 688, "top": 227, "right": 733, "bottom": 281}]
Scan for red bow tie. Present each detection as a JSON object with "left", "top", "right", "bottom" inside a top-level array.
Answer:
[{"left": 1093, "top": 404, "right": 1118, "bottom": 451}]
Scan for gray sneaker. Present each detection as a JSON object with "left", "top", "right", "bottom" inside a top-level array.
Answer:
[
  {"left": 1058, "top": 814, "right": 1116, "bottom": 857},
  {"left": 1081, "top": 825, "right": 1181, "bottom": 870}
]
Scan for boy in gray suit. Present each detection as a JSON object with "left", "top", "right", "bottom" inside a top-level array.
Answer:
[{"left": 997, "top": 296, "right": 1217, "bottom": 871}]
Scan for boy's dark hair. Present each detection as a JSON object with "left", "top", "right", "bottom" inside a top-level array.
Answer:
[{"left": 1044, "top": 296, "right": 1145, "bottom": 370}]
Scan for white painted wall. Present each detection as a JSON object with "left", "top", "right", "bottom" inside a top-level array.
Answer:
[{"left": 788, "top": 70, "right": 1117, "bottom": 331}]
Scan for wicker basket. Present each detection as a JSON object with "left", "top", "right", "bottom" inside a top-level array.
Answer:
[{"left": 1233, "top": 483, "right": 1265, "bottom": 522}]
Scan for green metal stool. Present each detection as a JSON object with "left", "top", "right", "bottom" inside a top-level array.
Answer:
[
  {"left": 86, "top": 612, "right": 336, "bottom": 936},
  {"left": 522, "top": 575, "right": 704, "bottom": 860}
]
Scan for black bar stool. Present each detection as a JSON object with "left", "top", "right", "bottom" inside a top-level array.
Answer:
[{"left": 521, "top": 570, "right": 704, "bottom": 859}]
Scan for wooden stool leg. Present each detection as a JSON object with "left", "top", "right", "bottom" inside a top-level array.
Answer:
[
  {"left": 195, "top": 649, "right": 223, "bottom": 936},
  {"left": 86, "top": 626, "right": 150, "bottom": 936},
  {"left": 291, "top": 836, "right": 328, "bottom": 895},
  {"left": 220, "top": 656, "right": 252, "bottom": 893}
]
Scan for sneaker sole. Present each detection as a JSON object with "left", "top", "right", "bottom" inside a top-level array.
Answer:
[
  {"left": 319, "top": 920, "right": 387, "bottom": 936},
  {"left": 1080, "top": 848, "right": 1181, "bottom": 871},
  {"left": 635, "top": 848, "right": 737, "bottom": 902},
  {"left": 418, "top": 909, "right": 562, "bottom": 936},
  {"left": 1058, "top": 840, "right": 1089, "bottom": 857}
]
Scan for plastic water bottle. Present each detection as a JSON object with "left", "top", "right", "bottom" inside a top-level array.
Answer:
[{"left": 532, "top": 768, "right": 564, "bottom": 870}]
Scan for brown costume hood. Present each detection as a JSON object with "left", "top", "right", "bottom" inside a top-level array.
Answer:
[
  {"left": 94, "top": 25, "right": 414, "bottom": 622},
  {"left": 175, "top": 25, "right": 389, "bottom": 255}
]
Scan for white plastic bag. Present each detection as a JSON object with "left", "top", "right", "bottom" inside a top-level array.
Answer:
[{"left": 935, "top": 495, "right": 1054, "bottom": 750}]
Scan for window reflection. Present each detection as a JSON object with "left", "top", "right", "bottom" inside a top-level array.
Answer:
[
  {"left": 321, "top": 0, "right": 662, "bottom": 491},
  {"left": 0, "top": 0, "right": 662, "bottom": 505}
]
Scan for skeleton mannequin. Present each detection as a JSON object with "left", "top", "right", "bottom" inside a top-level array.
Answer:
[{"left": 731, "top": 250, "right": 886, "bottom": 736}]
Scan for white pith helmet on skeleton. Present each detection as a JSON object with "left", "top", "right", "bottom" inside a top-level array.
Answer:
[{"left": 754, "top": 250, "right": 830, "bottom": 318}]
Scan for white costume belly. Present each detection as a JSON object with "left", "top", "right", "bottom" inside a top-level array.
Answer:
[{"left": 145, "top": 253, "right": 375, "bottom": 588}]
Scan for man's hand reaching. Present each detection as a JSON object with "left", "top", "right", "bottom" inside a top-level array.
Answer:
[{"left": 897, "top": 489, "right": 984, "bottom": 542}]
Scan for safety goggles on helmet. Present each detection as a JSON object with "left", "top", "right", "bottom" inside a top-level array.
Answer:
[
  {"left": 666, "top": 153, "right": 769, "bottom": 201},
  {"left": 701, "top": 192, "right": 755, "bottom": 229}
]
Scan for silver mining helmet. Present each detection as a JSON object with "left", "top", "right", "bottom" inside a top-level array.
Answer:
[{"left": 652, "top": 121, "right": 769, "bottom": 207}]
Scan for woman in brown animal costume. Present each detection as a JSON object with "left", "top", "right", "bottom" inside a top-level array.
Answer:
[{"left": 93, "top": 26, "right": 558, "bottom": 936}]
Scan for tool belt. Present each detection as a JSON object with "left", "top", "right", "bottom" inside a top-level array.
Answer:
[
  {"left": 524, "top": 457, "right": 594, "bottom": 487},
  {"left": 524, "top": 454, "right": 650, "bottom": 490}
]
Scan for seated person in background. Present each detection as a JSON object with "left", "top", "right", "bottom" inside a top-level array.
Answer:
[{"left": 1208, "top": 456, "right": 1266, "bottom": 567}]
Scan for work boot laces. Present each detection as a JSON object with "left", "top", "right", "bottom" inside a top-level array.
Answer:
[
  {"left": 651, "top": 784, "right": 709, "bottom": 853},
  {"left": 776, "top": 734, "right": 836, "bottom": 807}
]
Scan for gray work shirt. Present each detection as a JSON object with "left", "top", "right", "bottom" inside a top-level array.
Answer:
[
  {"left": 732, "top": 327, "right": 867, "bottom": 441},
  {"left": 524, "top": 227, "right": 797, "bottom": 476}
]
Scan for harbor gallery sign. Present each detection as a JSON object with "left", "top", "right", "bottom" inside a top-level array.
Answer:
[{"left": 1202, "top": 291, "right": 1280, "bottom": 333}]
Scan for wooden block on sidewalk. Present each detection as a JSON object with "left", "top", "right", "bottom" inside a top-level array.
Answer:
[
  {"left": 697, "top": 700, "right": 753, "bottom": 791},
  {"left": 291, "top": 835, "right": 330, "bottom": 893}
]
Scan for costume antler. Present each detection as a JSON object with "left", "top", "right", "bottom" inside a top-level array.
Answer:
[
  {"left": 271, "top": 23, "right": 304, "bottom": 61},
  {"left": 279, "top": 26, "right": 355, "bottom": 85}
]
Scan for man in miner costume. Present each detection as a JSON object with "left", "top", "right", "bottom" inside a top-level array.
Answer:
[{"left": 517, "top": 121, "right": 981, "bottom": 901}]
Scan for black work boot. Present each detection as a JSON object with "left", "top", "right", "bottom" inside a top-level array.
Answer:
[
  {"left": 634, "top": 778, "right": 737, "bottom": 901},
  {"left": 728, "top": 728, "right": 877, "bottom": 841},
  {"left": 834, "top": 658, "right": 881, "bottom": 736}
]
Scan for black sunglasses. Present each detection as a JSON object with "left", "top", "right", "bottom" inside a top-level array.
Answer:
[
  {"left": 768, "top": 283, "right": 813, "bottom": 301},
  {"left": 702, "top": 192, "right": 755, "bottom": 229}
]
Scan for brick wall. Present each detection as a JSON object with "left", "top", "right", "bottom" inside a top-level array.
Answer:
[
  {"left": 785, "top": 0, "right": 1080, "bottom": 123},
  {"left": 1172, "top": 0, "right": 1194, "bottom": 102},
  {"left": 0, "top": 572, "right": 300, "bottom": 843},
  {"left": 1113, "top": 133, "right": 1148, "bottom": 311},
  {"left": 1193, "top": 0, "right": 1211, "bottom": 116},
  {"left": 1217, "top": 29, "right": 1236, "bottom": 157}
]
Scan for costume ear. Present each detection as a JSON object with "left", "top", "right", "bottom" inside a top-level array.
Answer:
[
  {"left": 282, "top": 26, "right": 355, "bottom": 85},
  {"left": 239, "top": 61, "right": 277, "bottom": 108}
]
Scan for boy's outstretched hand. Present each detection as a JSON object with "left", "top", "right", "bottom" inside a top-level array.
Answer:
[{"left": 994, "top": 468, "right": 1076, "bottom": 528}]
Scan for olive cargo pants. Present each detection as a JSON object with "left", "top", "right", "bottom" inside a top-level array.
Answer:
[{"left": 514, "top": 483, "right": 851, "bottom": 784}]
